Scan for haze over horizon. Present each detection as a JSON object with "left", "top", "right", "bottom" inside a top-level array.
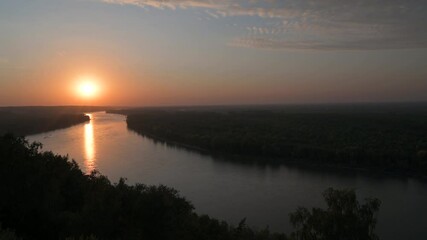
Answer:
[{"left": 1, "top": 0, "right": 427, "bottom": 106}]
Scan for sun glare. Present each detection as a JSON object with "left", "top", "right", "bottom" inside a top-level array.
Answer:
[{"left": 77, "top": 77, "right": 99, "bottom": 98}]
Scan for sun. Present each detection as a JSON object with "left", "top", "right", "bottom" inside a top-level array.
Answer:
[
  {"left": 80, "top": 82, "right": 97, "bottom": 97},
  {"left": 76, "top": 77, "right": 100, "bottom": 98}
]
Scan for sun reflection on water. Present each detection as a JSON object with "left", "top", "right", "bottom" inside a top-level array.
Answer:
[{"left": 84, "top": 114, "right": 96, "bottom": 174}]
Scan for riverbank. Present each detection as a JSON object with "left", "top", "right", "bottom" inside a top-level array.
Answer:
[
  {"left": 0, "top": 106, "right": 111, "bottom": 136},
  {"left": 125, "top": 126, "right": 427, "bottom": 180},
  {"left": 109, "top": 106, "right": 427, "bottom": 177}
]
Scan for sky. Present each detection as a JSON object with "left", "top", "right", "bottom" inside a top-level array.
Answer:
[{"left": 1, "top": 0, "right": 427, "bottom": 106}]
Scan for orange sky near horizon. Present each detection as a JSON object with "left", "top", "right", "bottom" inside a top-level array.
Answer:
[
  {"left": 1, "top": 0, "right": 427, "bottom": 106},
  {"left": 0, "top": 50, "right": 308, "bottom": 106},
  {"left": 2, "top": 45, "right": 426, "bottom": 107}
]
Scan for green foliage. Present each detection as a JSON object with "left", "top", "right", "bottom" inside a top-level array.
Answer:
[
  {"left": 289, "top": 188, "right": 381, "bottom": 240},
  {"left": 123, "top": 110, "right": 427, "bottom": 175},
  {"left": 0, "top": 135, "right": 287, "bottom": 240}
]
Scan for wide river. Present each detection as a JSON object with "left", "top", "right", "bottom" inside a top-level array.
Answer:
[{"left": 28, "top": 112, "right": 427, "bottom": 239}]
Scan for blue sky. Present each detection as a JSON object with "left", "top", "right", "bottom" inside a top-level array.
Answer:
[{"left": 1, "top": 0, "right": 426, "bottom": 106}]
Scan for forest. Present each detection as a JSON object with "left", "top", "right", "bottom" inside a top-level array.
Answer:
[
  {"left": 0, "top": 134, "right": 381, "bottom": 240},
  {"left": 110, "top": 106, "right": 427, "bottom": 176},
  {"left": 0, "top": 106, "right": 110, "bottom": 136}
]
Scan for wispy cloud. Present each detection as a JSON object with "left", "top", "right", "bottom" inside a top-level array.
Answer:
[
  {"left": 101, "top": 0, "right": 427, "bottom": 50},
  {"left": 230, "top": 37, "right": 427, "bottom": 51}
]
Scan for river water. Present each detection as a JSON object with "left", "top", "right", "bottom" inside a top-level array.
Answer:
[{"left": 28, "top": 112, "right": 427, "bottom": 239}]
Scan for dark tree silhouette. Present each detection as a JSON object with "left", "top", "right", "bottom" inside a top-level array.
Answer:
[
  {"left": 289, "top": 188, "right": 381, "bottom": 240},
  {"left": 0, "top": 135, "right": 381, "bottom": 240},
  {"left": 0, "top": 134, "right": 287, "bottom": 240}
]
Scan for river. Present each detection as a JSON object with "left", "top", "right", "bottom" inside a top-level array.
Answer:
[{"left": 28, "top": 112, "right": 427, "bottom": 239}]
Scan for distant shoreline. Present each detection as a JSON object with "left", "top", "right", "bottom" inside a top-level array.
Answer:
[
  {"left": 0, "top": 106, "right": 113, "bottom": 136},
  {"left": 127, "top": 128, "right": 427, "bottom": 180},
  {"left": 108, "top": 108, "right": 427, "bottom": 179}
]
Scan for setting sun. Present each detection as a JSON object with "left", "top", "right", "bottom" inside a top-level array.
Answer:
[{"left": 76, "top": 78, "right": 100, "bottom": 98}]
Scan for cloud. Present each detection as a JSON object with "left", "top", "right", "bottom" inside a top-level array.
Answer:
[
  {"left": 205, "top": 10, "right": 220, "bottom": 19},
  {"left": 101, "top": 0, "right": 427, "bottom": 50},
  {"left": 231, "top": 37, "right": 427, "bottom": 51},
  {"left": 102, "top": 0, "right": 226, "bottom": 10}
]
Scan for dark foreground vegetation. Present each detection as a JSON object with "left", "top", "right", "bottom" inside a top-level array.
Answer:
[
  {"left": 112, "top": 105, "right": 427, "bottom": 176},
  {"left": 0, "top": 134, "right": 381, "bottom": 240},
  {"left": 0, "top": 106, "right": 110, "bottom": 136}
]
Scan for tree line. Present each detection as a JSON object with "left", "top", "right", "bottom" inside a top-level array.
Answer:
[{"left": 123, "top": 110, "right": 427, "bottom": 176}]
